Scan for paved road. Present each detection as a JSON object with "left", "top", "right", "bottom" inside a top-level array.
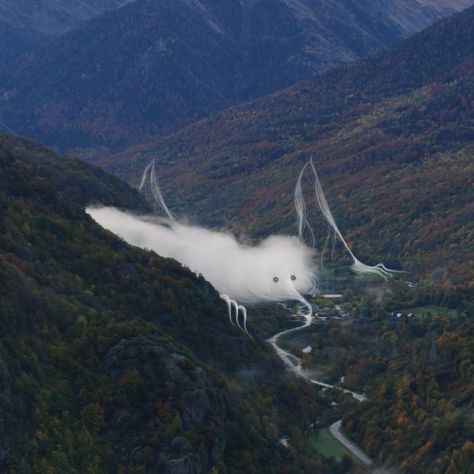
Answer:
[
  {"left": 330, "top": 420, "right": 373, "bottom": 466},
  {"left": 268, "top": 310, "right": 373, "bottom": 468}
]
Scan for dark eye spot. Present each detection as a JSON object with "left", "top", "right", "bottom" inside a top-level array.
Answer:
[
  {"left": 291, "top": 275, "right": 296, "bottom": 281},
  {"left": 273, "top": 277, "right": 279, "bottom": 283}
]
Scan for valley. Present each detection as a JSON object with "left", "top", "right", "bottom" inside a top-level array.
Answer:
[
  {"left": 265, "top": 283, "right": 471, "bottom": 472},
  {"left": 0, "top": 2, "right": 472, "bottom": 472},
  {"left": 268, "top": 298, "right": 372, "bottom": 467}
]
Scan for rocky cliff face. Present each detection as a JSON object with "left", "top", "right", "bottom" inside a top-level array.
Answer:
[{"left": 104, "top": 337, "right": 227, "bottom": 473}]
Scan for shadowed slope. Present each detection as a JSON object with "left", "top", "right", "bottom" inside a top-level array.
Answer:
[{"left": 1, "top": 0, "right": 471, "bottom": 151}]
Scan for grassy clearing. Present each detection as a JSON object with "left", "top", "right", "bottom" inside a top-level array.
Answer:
[{"left": 308, "top": 427, "right": 359, "bottom": 463}]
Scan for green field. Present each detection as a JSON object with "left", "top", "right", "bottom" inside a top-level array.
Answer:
[{"left": 308, "top": 427, "right": 359, "bottom": 463}]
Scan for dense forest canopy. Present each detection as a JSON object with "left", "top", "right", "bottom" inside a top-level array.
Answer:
[{"left": 0, "top": 136, "right": 342, "bottom": 473}]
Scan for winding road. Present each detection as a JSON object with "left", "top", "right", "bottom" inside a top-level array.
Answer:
[
  {"left": 330, "top": 420, "right": 372, "bottom": 466},
  {"left": 268, "top": 308, "right": 373, "bottom": 467}
]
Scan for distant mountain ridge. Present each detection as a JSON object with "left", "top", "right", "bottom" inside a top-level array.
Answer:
[
  {"left": 101, "top": 6, "right": 474, "bottom": 288},
  {"left": 0, "top": 0, "right": 130, "bottom": 68},
  {"left": 1, "top": 0, "right": 472, "bottom": 152},
  {"left": 0, "top": 0, "right": 130, "bottom": 35}
]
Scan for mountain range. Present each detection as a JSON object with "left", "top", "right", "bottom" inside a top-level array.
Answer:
[
  {"left": 1, "top": 0, "right": 472, "bottom": 153},
  {"left": 101, "top": 6, "right": 474, "bottom": 289},
  {"left": 0, "top": 2, "right": 473, "bottom": 472},
  {"left": 0, "top": 134, "right": 340, "bottom": 473},
  {"left": 0, "top": 0, "right": 129, "bottom": 68}
]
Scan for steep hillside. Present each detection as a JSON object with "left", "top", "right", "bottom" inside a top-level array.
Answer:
[
  {"left": 0, "top": 0, "right": 129, "bottom": 68},
  {"left": 0, "top": 20, "right": 42, "bottom": 70},
  {"left": 1, "top": 0, "right": 471, "bottom": 151},
  {"left": 0, "top": 0, "right": 130, "bottom": 35},
  {"left": 0, "top": 134, "right": 149, "bottom": 211},
  {"left": 421, "top": 0, "right": 474, "bottom": 8},
  {"left": 0, "top": 136, "right": 335, "bottom": 473},
  {"left": 284, "top": 292, "right": 474, "bottom": 472},
  {"left": 102, "top": 6, "right": 474, "bottom": 289},
  {"left": 343, "top": 311, "right": 474, "bottom": 472}
]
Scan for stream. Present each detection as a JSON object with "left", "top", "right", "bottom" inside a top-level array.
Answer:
[{"left": 267, "top": 307, "right": 373, "bottom": 467}]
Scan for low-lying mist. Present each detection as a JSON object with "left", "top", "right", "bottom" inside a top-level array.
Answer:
[
  {"left": 86, "top": 206, "right": 317, "bottom": 305},
  {"left": 87, "top": 158, "right": 398, "bottom": 333}
]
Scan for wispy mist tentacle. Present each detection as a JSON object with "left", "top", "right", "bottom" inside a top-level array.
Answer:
[
  {"left": 138, "top": 162, "right": 153, "bottom": 192},
  {"left": 140, "top": 160, "right": 175, "bottom": 220},
  {"left": 220, "top": 294, "right": 235, "bottom": 326},
  {"left": 149, "top": 161, "right": 175, "bottom": 221},
  {"left": 231, "top": 299, "right": 242, "bottom": 332},
  {"left": 295, "top": 163, "right": 316, "bottom": 248},
  {"left": 285, "top": 285, "right": 313, "bottom": 321},
  {"left": 308, "top": 159, "right": 400, "bottom": 280},
  {"left": 238, "top": 304, "right": 253, "bottom": 339},
  {"left": 320, "top": 225, "right": 332, "bottom": 273},
  {"left": 330, "top": 228, "right": 337, "bottom": 261}
]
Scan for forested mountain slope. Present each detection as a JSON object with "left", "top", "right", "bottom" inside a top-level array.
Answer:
[
  {"left": 1, "top": 0, "right": 471, "bottom": 152},
  {"left": 102, "top": 6, "right": 474, "bottom": 290},
  {"left": 0, "top": 19, "right": 42, "bottom": 70},
  {"left": 297, "top": 296, "right": 474, "bottom": 472},
  {"left": 0, "top": 0, "right": 129, "bottom": 68},
  {"left": 0, "top": 134, "right": 149, "bottom": 211},
  {"left": 0, "top": 136, "right": 335, "bottom": 473},
  {"left": 0, "top": 0, "right": 130, "bottom": 35}
]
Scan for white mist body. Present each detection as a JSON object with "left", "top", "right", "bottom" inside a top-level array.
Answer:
[
  {"left": 87, "top": 158, "right": 398, "bottom": 335},
  {"left": 86, "top": 206, "right": 317, "bottom": 306}
]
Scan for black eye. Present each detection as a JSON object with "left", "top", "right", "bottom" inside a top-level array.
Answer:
[
  {"left": 273, "top": 277, "right": 279, "bottom": 283},
  {"left": 291, "top": 275, "right": 296, "bottom": 281}
]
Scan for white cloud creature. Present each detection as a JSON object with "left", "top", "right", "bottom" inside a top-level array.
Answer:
[{"left": 87, "top": 160, "right": 397, "bottom": 336}]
